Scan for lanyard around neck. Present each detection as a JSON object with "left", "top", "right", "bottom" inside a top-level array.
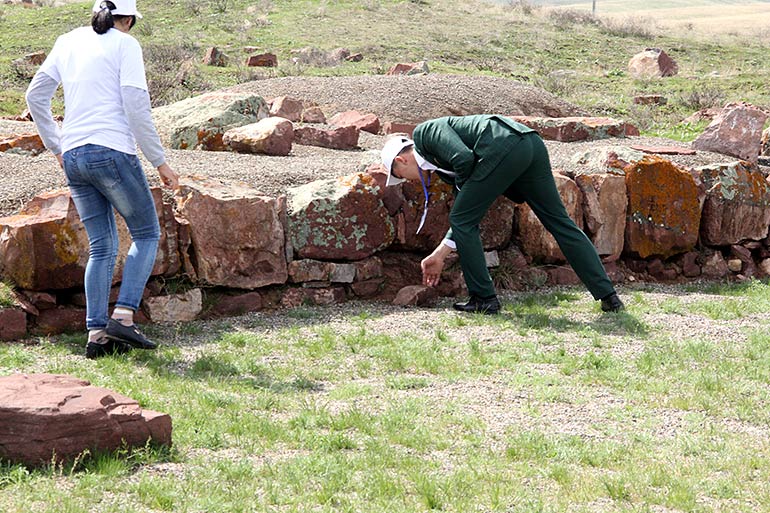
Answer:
[{"left": 416, "top": 167, "right": 431, "bottom": 234}]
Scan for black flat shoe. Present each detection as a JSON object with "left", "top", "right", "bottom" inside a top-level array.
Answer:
[
  {"left": 85, "top": 338, "right": 133, "bottom": 359},
  {"left": 600, "top": 292, "right": 625, "bottom": 313},
  {"left": 106, "top": 318, "right": 158, "bottom": 350},
  {"left": 453, "top": 295, "right": 501, "bottom": 315}
]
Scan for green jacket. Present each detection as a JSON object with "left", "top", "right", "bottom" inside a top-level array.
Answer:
[{"left": 412, "top": 115, "right": 535, "bottom": 189}]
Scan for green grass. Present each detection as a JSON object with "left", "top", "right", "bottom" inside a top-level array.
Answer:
[
  {"left": 1, "top": 0, "right": 769, "bottom": 136},
  {"left": 0, "top": 282, "right": 15, "bottom": 307},
  {"left": 2, "top": 283, "right": 770, "bottom": 511}
]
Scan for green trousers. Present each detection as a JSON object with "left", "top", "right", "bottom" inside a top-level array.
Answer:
[{"left": 449, "top": 132, "right": 615, "bottom": 300}]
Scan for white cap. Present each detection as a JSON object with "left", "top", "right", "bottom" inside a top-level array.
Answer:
[
  {"left": 381, "top": 136, "right": 413, "bottom": 186},
  {"left": 93, "top": 0, "right": 143, "bottom": 18}
]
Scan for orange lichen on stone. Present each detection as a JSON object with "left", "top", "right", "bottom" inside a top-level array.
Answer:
[{"left": 624, "top": 156, "right": 701, "bottom": 259}]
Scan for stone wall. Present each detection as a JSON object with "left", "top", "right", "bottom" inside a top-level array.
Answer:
[{"left": 1, "top": 152, "right": 770, "bottom": 340}]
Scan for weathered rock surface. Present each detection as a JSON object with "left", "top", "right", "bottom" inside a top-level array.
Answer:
[
  {"left": 329, "top": 110, "right": 381, "bottom": 134},
  {"left": 175, "top": 176, "right": 288, "bottom": 288},
  {"left": 203, "top": 46, "right": 228, "bottom": 67},
  {"left": 516, "top": 173, "right": 584, "bottom": 263},
  {"left": 692, "top": 102, "right": 769, "bottom": 163},
  {"left": 574, "top": 172, "right": 627, "bottom": 261},
  {"left": 624, "top": 157, "right": 701, "bottom": 259},
  {"left": 387, "top": 61, "right": 429, "bottom": 75},
  {"left": 294, "top": 125, "right": 359, "bottom": 150},
  {"left": 628, "top": 48, "right": 679, "bottom": 78},
  {"left": 245, "top": 52, "right": 277, "bottom": 67},
  {"left": 393, "top": 285, "right": 438, "bottom": 306},
  {"left": 287, "top": 173, "right": 395, "bottom": 260},
  {"left": 0, "top": 374, "right": 172, "bottom": 466},
  {"left": 512, "top": 116, "right": 639, "bottom": 142},
  {"left": 152, "top": 92, "right": 269, "bottom": 151},
  {"left": 0, "top": 307, "right": 26, "bottom": 341},
  {"left": 0, "top": 133, "right": 45, "bottom": 155},
  {"left": 143, "top": 289, "right": 203, "bottom": 322},
  {"left": 697, "top": 161, "right": 770, "bottom": 245},
  {"left": 223, "top": 116, "right": 294, "bottom": 156},
  {"left": 0, "top": 189, "right": 176, "bottom": 291}
]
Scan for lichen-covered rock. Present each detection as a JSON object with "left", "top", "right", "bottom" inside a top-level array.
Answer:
[
  {"left": 0, "top": 189, "right": 174, "bottom": 290},
  {"left": 571, "top": 146, "right": 646, "bottom": 174},
  {"left": 175, "top": 176, "right": 288, "bottom": 288},
  {"left": 288, "top": 173, "right": 395, "bottom": 260},
  {"left": 0, "top": 374, "right": 171, "bottom": 466},
  {"left": 152, "top": 92, "right": 269, "bottom": 150},
  {"left": 696, "top": 161, "right": 770, "bottom": 245},
  {"left": 624, "top": 157, "right": 701, "bottom": 259},
  {"left": 516, "top": 173, "right": 584, "bottom": 263},
  {"left": 512, "top": 116, "right": 639, "bottom": 142},
  {"left": 692, "top": 102, "right": 769, "bottom": 163}
]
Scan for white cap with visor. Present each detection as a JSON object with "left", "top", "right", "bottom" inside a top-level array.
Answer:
[
  {"left": 92, "top": 0, "right": 143, "bottom": 18},
  {"left": 380, "top": 136, "right": 414, "bottom": 187}
]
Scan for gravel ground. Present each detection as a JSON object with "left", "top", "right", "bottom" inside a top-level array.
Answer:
[{"left": 1, "top": 74, "right": 766, "bottom": 217}]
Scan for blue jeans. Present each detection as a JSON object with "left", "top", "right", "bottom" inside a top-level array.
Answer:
[{"left": 62, "top": 144, "right": 160, "bottom": 330}]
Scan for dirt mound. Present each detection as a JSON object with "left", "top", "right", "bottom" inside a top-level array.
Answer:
[{"left": 227, "top": 73, "right": 586, "bottom": 123}]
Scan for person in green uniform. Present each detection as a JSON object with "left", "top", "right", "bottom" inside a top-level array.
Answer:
[{"left": 381, "top": 114, "right": 624, "bottom": 314}]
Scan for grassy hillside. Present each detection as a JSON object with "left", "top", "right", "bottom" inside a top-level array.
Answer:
[{"left": 1, "top": 0, "right": 768, "bottom": 140}]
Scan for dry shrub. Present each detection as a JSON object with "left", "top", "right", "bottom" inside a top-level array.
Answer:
[
  {"left": 144, "top": 43, "right": 208, "bottom": 107},
  {"left": 677, "top": 87, "right": 726, "bottom": 111},
  {"left": 548, "top": 8, "right": 600, "bottom": 27},
  {"left": 601, "top": 16, "right": 657, "bottom": 38}
]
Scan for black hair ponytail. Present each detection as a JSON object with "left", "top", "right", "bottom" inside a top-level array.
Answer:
[
  {"left": 91, "top": 1, "right": 117, "bottom": 34},
  {"left": 91, "top": 1, "right": 137, "bottom": 34}
]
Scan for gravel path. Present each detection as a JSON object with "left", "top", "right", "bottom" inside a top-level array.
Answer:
[{"left": 1, "top": 74, "right": 765, "bottom": 218}]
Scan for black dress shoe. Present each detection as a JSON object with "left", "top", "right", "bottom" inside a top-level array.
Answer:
[
  {"left": 85, "top": 338, "right": 133, "bottom": 359},
  {"left": 106, "top": 318, "right": 158, "bottom": 349},
  {"left": 600, "top": 292, "right": 625, "bottom": 313},
  {"left": 453, "top": 295, "right": 501, "bottom": 315}
]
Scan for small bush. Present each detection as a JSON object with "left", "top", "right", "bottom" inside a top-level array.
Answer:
[
  {"left": 548, "top": 9, "right": 600, "bottom": 27},
  {"left": 677, "top": 87, "right": 726, "bottom": 111},
  {"left": 601, "top": 16, "right": 657, "bottom": 38}
]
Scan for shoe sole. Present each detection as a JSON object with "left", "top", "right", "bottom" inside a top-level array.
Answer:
[{"left": 105, "top": 333, "right": 157, "bottom": 350}]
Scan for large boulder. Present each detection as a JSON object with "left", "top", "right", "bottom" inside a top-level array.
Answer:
[
  {"left": 0, "top": 374, "right": 172, "bottom": 466},
  {"left": 512, "top": 117, "right": 639, "bottom": 142},
  {"left": 516, "top": 173, "right": 584, "bottom": 263},
  {"left": 628, "top": 48, "right": 679, "bottom": 78},
  {"left": 175, "top": 176, "right": 288, "bottom": 289},
  {"left": 573, "top": 171, "right": 627, "bottom": 261},
  {"left": 152, "top": 92, "right": 269, "bottom": 151},
  {"left": 0, "top": 189, "right": 176, "bottom": 291},
  {"left": 223, "top": 116, "right": 294, "bottom": 156},
  {"left": 287, "top": 173, "right": 395, "bottom": 260},
  {"left": 696, "top": 161, "right": 770, "bottom": 245},
  {"left": 624, "top": 157, "right": 701, "bottom": 259},
  {"left": 692, "top": 102, "right": 769, "bottom": 163}
]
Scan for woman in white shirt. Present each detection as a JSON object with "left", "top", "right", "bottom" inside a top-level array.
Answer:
[{"left": 25, "top": 0, "right": 179, "bottom": 359}]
